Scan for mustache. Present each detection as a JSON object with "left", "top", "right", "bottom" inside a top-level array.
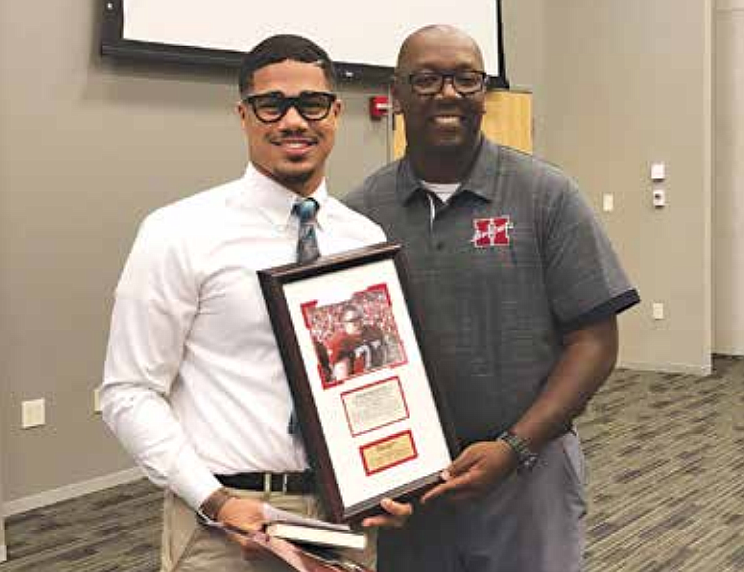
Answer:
[{"left": 268, "top": 131, "right": 319, "bottom": 144}]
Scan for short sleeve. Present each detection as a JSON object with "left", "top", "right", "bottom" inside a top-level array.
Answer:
[{"left": 542, "top": 179, "right": 639, "bottom": 331}]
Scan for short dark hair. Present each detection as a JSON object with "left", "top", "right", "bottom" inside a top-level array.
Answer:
[
  {"left": 341, "top": 304, "right": 363, "bottom": 323},
  {"left": 238, "top": 34, "right": 337, "bottom": 96}
]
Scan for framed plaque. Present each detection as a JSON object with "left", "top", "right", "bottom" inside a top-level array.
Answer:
[{"left": 258, "top": 242, "right": 459, "bottom": 523}]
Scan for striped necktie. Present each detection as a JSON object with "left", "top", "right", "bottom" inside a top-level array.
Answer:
[
  {"left": 289, "top": 198, "right": 320, "bottom": 436},
  {"left": 295, "top": 198, "right": 320, "bottom": 264}
]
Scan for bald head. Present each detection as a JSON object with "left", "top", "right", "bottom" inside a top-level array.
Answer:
[
  {"left": 391, "top": 24, "right": 487, "bottom": 182},
  {"left": 396, "top": 25, "right": 484, "bottom": 75}
]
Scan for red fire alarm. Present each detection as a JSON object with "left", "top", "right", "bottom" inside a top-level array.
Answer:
[{"left": 369, "top": 95, "right": 390, "bottom": 120}]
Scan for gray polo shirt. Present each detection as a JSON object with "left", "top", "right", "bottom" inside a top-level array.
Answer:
[{"left": 344, "top": 138, "right": 639, "bottom": 445}]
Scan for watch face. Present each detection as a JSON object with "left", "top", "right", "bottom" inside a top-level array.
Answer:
[{"left": 519, "top": 453, "right": 538, "bottom": 473}]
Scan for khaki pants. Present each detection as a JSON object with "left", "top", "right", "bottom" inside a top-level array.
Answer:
[{"left": 160, "top": 488, "right": 376, "bottom": 572}]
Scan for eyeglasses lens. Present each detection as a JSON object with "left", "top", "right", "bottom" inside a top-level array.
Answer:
[
  {"left": 248, "top": 92, "right": 335, "bottom": 123},
  {"left": 409, "top": 71, "right": 486, "bottom": 95}
]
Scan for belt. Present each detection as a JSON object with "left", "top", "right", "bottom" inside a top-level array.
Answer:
[{"left": 216, "top": 471, "right": 315, "bottom": 494}]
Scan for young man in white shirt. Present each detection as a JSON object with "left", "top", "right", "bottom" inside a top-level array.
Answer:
[{"left": 101, "top": 34, "right": 410, "bottom": 572}]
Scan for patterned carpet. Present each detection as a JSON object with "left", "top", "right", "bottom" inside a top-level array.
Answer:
[
  {"left": 3, "top": 357, "right": 743, "bottom": 571},
  {"left": 3, "top": 479, "right": 161, "bottom": 572},
  {"left": 581, "top": 357, "right": 744, "bottom": 571}
]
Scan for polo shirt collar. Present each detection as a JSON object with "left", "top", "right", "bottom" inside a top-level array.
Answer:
[
  {"left": 241, "top": 164, "right": 330, "bottom": 229},
  {"left": 397, "top": 136, "right": 501, "bottom": 204}
]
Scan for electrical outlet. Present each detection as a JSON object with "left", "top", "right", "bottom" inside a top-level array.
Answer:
[
  {"left": 653, "top": 189, "right": 666, "bottom": 208},
  {"left": 94, "top": 388, "right": 102, "bottom": 413},
  {"left": 652, "top": 302, "right": 665, "bottom": 321},
  {"left": 602, "top": 194, "right": 614, "bottom": 212},
  {"left": 22, "top": 399, "right": 46, "bottom": 429}
]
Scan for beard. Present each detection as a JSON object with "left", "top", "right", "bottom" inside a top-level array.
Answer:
[{"left": 275, "top": 167, "right": 314, "bottom": 186}]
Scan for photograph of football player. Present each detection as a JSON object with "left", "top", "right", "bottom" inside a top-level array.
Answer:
[
  {"left": 326, "top": 304, "right": 387, "bottom": 380},
  {"left": 313, "top": 336, "right": 333, "bottom": 384},
  {"left": 303, "top": 285, "right": 406, "bottom": 385}
]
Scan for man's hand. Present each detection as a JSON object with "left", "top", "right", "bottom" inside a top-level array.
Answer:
[
  {"left": 216, "top": 496, "right": 270, "bottom": 559},
  {"left": 421, "top": 440, "right": 517, "bottom": 504},
  {"left": 361, "top": 497, "right": 413, "bottom": 529}
]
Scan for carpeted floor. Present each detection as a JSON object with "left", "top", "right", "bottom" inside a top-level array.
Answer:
[
  {"left": 580, "top": 357, "right": 744, "bottom": 571},
  {"left": 3, "top": 357, "right": 743, "bottom": 571}
]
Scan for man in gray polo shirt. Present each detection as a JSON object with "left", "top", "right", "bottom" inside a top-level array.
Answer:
[{"left": 344, "top": 25, "right": 640, "bottom": 572}]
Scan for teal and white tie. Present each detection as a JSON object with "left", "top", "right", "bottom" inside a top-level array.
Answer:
[
  {"left": 289, "top": 198, "right": 320, "bottom": 435},
  {"left": 295, "top": 198, "right": 320, "bottom": 264}
]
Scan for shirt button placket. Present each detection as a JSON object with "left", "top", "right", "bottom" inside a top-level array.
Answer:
[
  {"left": 429, "top": 217, "right": 442, "bottom": 251},
  {"left": 430, "top": 207, "right": 446, "bottom": 251}
]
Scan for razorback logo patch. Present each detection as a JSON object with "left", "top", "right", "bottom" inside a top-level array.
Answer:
[{"left": 470, "top": 216, "right": 513, "bottom": 248}]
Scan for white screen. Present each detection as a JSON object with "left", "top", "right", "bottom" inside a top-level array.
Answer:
[{"left": 121, "top": 0, "right": 502, "bottom": 76}]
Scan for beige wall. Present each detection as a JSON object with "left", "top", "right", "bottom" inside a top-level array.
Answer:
[
  {"left": 0, "top": 0, "right": 716, "bottom": 508},
  {"left": 326, "top": 87, "right": 392, "bottom": 196},
  {"left": 1, "top": 1, "right": 244, "bottom": 505},
  {"left": 713, "top": 0, "right": 744, "bottom": 354},
  {"left": 501, "top": 0, "right": 546, "bottom": 154},
  {"left": 541, "top": 0, "right": 713, "bottom": 373},
  {"left": 0, "top": 0, "right": 540, "bottom": 505}
]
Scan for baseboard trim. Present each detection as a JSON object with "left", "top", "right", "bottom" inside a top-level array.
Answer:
[
  {"left": 3, "top": 467, "right": 143, "bottom": 517},
  {"left": 619, "top": 360, "right": 712, "bottom": 376}
]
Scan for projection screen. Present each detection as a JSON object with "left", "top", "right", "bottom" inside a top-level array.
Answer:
[{"left": 101, "top": 0, "right": 507, "bottom": 86}]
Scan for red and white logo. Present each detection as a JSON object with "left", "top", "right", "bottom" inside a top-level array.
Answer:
[{"left": 471, "top": 216, "right": 513, "bottom": 248}]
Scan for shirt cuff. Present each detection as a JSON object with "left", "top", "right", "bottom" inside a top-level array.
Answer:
[
  {"left": 168, "top": 446, "right": 223, "bottom": 511},
  {"left": 560, "top": 289, "right": 641, "bottom": 333}
]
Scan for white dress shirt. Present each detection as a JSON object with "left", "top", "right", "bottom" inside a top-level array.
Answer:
[{"left": 101, "top": 165, "right": 386, "bottom": 510}]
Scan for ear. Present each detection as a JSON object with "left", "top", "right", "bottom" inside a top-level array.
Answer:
[
  {"left": 236, "top": 102, "right": 247, "bottom": 122},
  {"left": 391, "top": 82, "right": 403, "bottom": 114},
  {"left": 331, "top": 97, "right": 343, "bottom": 120}
]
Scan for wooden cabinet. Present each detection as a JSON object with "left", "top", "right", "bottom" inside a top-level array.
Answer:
[{"left": 392, "top": 89, "right": 533, "bottom": 158}]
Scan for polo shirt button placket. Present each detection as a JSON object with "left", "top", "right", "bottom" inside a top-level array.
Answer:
[{"left": 428, "top": 230, "right": 444, "bottom": 251}]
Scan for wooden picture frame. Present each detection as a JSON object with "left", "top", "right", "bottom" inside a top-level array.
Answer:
[{"left": 258, "top": 242, "right": 459, "bottom": 523}]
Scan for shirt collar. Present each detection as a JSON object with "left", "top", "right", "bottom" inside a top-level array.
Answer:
[
  {"left": 397, "top": 136, "right": 502, "bottom": 204},
  {"left": 240, "top": 164, "right": 330, "bottom": 230}
]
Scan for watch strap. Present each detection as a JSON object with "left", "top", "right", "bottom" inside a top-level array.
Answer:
[
  {"left": 198, "top": 487, "right": 235, "bottom": 521},
  {"left": 497, "top": 430, "right": 538, "bottom": 473}
]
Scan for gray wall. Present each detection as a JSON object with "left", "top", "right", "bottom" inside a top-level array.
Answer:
[
  {"left": 1, "top": 1, "right": 244, "bottom": 505},
  {"left": 0, "top": 0, "right": 714, "bottom": 507},
  {"left": 713, "top": 0, "right": 744, "bottom": 354},
  {"left": 500, "top": 0, "right": 714, "bottom": 372},
  {"left": 500, "top": 0, "right": 546, "bottom": 154},
  {"left": 541, "top": 0, "right": 713, "bottom": 372},
  {"left": 0, "top": 1, "right": 397, "bottom": 505}
]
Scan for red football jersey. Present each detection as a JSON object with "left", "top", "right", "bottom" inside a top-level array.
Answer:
[{"left": 326, "top": 325, "right": 386, "bottom": 376}]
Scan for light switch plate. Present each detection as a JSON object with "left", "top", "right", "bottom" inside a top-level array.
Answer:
[
  {"left": 651, "top": 163, "right": 666, "bottom": 181},
  {"left": 94, "top": 388, "right": 102, "bottom": 413},
  {"left": 22, "top": 399, "right": 46, "bottom": 428}
]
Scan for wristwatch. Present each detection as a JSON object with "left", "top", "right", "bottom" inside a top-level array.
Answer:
[
  {"left": 497, "top": 430, "right": 538, "bottom": 473},
  {"left": 198, "top": 487, "right": 235, "bottom": 522}
]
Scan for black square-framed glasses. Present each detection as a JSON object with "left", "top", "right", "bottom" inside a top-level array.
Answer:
[
  {"left": 407, "top": 70, "right": 488, "bottom": 96},
  {"left": 241, "top": 90, "right": 337, "bottom": 123}
]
